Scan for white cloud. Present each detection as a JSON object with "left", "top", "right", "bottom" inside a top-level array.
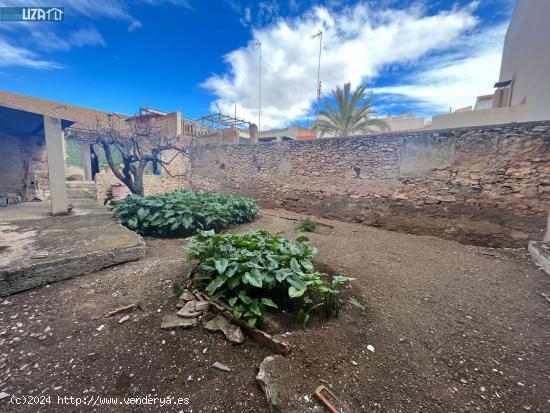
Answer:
[
  {"left": 26, "top": 27, "right": 107, "bottom": 51},
  {"left": 203, "top": 2, "right": 498, "bottom": 128},
  {"left": 0, "top": 0, "right": 140, "bottom": 69},
  {"left": 140, "top": 0, "right": 192, "bottom": 8},
  {"left": 375, "top": 23, "right": 507, "bottom": 115},
  {"left": 127, "top": 20, "right": 143, "bottom": 32},
  {"left": 0, "top": 38, "right": 61, "bottom": 69}
]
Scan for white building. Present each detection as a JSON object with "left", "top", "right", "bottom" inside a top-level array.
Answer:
[
  {"left": 497, "top": 0, "right": 550, "bottom": 121},
  {"left": 430, "top": 0, "right": 550, "bottom": 129}
]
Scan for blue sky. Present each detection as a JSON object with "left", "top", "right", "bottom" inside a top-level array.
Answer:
[{"left": 0, "top": 0, "right": 515, "bottom": 127}]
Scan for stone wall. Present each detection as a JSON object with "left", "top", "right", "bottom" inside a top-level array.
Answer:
[
  {"left": 188, "top": 122, "right": 550, "bottom": 247},
  {"left": 95, "top": 172, "right": 190, "bottom": 202},
  {"left": 0, "top": 132, "right": 49, "bottom": 201}
]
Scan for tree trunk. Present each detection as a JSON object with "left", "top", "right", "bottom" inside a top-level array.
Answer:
[{"left": 102, "top": 142, "right": 145, "bottom": 196}]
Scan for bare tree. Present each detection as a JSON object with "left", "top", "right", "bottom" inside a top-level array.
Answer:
[{"left": 70, "top": 114, "right": 189, "bottom": 196}]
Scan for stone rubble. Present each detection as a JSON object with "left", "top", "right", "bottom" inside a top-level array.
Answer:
[
  {"left": 160, "top": 313, "right": 198, "bottom": 330},
  {"left": 160, "top": 299, "right": 245, "bottom": 345},
  {"left": 212, "top": 362, "right": 231, "bottom": 372},
  {"left": 256, "top": 355, "right": 285, "bottom": 412}
]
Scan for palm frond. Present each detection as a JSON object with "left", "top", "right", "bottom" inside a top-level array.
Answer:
[{"left": 315, "top": 83, "right": 388, "bottom": 137}]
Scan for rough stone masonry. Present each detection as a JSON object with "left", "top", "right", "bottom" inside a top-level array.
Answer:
[{"left": 188, "top": 121, "right": 550, "bottom": 247}]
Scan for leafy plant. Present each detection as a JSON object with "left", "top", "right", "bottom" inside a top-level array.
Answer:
[
  {"left": 111, "top": 191, "right": 258, "bottom": 237},
  {"left": 186, "top": 229, "right": 352, "bottom": 327},
  {"left": 294, "top": 218, "right": 317, "bottom": 233},
  {"left": 172, "top": 282, "right": 184, "bottom": 298},
  {"left": 348, "top": 297, "right": 365, "bottom": 311}
]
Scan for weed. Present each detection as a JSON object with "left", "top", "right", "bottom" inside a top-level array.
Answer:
[{"left": 294, "top": 218, "right": 317, "bottom": 233}]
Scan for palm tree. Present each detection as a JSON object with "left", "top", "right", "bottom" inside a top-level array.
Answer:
[{"left": 313, "top": 83, "right": 389, "bottom": 137}]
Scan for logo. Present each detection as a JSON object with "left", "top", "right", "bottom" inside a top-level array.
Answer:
[{"left": 0, "top": 7, "right": 64, "bottom": 21}]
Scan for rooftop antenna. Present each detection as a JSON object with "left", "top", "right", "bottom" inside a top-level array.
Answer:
[
  {"left": 311, "top": 30, "right": 323, "bottom": 127},
  {"left": 255, "top": 40, "right": 262, "bottom": 133}
]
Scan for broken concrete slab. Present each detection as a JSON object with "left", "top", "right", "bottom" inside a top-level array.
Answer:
[
  {"left": 529, "top": 241, "right": 550, "bottom": 275},
  {"left": 161, "top": 313, "right": 198, "bottom": 330},
  {"left": 0, "top": 203, "right": 145, "bottom": 297}
]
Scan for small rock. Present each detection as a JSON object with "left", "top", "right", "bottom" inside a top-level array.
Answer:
[
  {"left": 480, "top": 386, "right": 486, "bottom": 392},
  {"left": 257, "top": 355, "right": 286, "bottom": 412},
  {"left": 177, "top": 300, "right": 206, "bottom": 318},
  {"left": 0, "top": 392, "right": 9, "bottom": 400},
  {"left": 351, "top": 360, "right": 358, "bottom": 366},
  {"left": 367, "top": 344, "right": 375, "bottom": 352},
  {"left": 203, "top": 315, "right": 229, "bottom": 332},
  {"left": 212, "top": 362, "right": 231, "bottom": 372},
  {"left": 202, "top": 348, "right": 208, "bottom": 354},
  {"left": 221, "top": 324, "right": 245, "bottom": 344},
  {"left": 460, "top": 378, "right": 468, "bottom": 384},
  {"left": 179, "top": 291, "right": 195, "bottom": 302},
  {"left": 97, "top": 325, "right": 105, "bottom": 332},
  {"left": 118, "top": 315, "right": 130, "bottom": 324},
  {"left": 176, "top": 302, "right": 184, "bottom": 309},
  {"left": 161, "top": 313, "right": 198, "bottom": 330}
]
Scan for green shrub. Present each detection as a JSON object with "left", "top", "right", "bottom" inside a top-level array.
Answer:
[
  {"left": 294, "top": 218, "right": 317, "bottom": 233},
  {"left": 186, "top": 229, "right": 354, "bottom": 327},
  {"left": 112, "top": 191, "right": 258, "bottom": 237}
]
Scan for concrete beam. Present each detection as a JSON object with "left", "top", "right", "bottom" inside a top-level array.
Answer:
[{"left": 44, "top": 116, "right": 69, "bottom": 215}]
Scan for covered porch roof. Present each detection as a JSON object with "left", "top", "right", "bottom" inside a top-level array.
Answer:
[
  {"left": 0, "top": 102, "right": 75, "bottom": 215},
  {"left": 0, "top": 105, "right": 74, "bottom": 136}
]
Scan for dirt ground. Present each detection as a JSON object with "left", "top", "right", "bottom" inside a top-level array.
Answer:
[{"left": 1, "top": 209, "right": 549, "bottom": 412}]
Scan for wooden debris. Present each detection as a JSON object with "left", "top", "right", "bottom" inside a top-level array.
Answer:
[{"left": 105, "top": 303, "right": 138, "bottom": 318}]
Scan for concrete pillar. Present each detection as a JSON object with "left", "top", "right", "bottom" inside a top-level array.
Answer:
[
  {"left": 175, "top": 111, "right": 182, "bottom": 137},
  {"left": 80, "top": 142, "right": 92, "bottom": 181},
  {"left": 249, "top": 123, "right": 258, "bottom": 144},
  {"left": 44, "top": 116, "right": 69, "bottom": 215}
]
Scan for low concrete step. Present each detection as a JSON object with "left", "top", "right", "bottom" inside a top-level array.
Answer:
[
  {"left": 529, "top": 241, "right": 550, "bottom": 275},
  {"left": 66, "top": 181, "right": 97, "bottom": 188},
  {"left": 65, "top": 181, "right": 98, "bottom": 202}
]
